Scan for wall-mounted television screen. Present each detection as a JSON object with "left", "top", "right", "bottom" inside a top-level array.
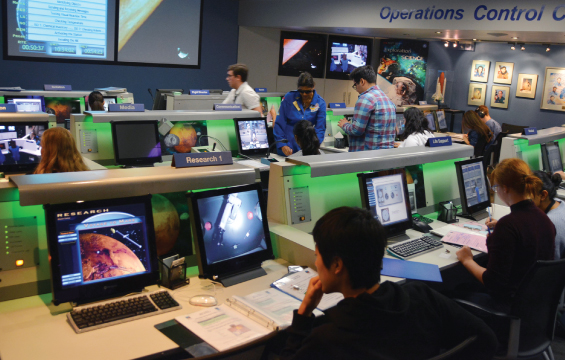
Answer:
[
  {"left": 278, "top": 31, "right": 327, "bottom": 78},
  {"left": 326, "top": 35, "right": 372, "bottom": 80}
]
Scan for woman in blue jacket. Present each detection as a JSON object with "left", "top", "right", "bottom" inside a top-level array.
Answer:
[{"left": 274, "top": 72, "right": 326, "bottom": 156}]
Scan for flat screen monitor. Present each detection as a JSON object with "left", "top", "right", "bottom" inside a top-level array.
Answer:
[
  {"left": 326, "top": 35, "right": 372, "bottom": 80},
  {"left": 396, "top": 113, "right": 406, "bottom": 136},
  {"left": 111, "top": 121, "right": 162, "bottom": 167},
  {"left": 541, "top": 142, "right": 563, "bottom": 174},
  {"left": 0, "top": 122, "right": 46, "bottom": 173},
  {"left": 45, "top": 98, "right": 82, "bottom": 124},
  {"left": 423, "top": 111, "right": 436, "bottom": 131},
  {"left": 436, "top": 110, "right": 448, "bottom": 132},
  {"left": 188, "top": 183, "right": 273, "bottom": 286},
  {"left": 4, "top": 96, "right": 45, "bottom": 112},
  {"left": 153, "top": 89, "right": 183, "bottom": 110},
  {"left": 278, "top": 31, "right": 327, "bottom": 78},
  {"left": 358, "top": 168, "right": 412, "bottom": 238},
  {"left": 234, "top": 118, "right": 269, "bottom": 157},
  {"left": 44, "top": 195, "right": 159, "bottom": 305},
  {"left": 455, "top": 158, "right": 490, "bottom": 220}
]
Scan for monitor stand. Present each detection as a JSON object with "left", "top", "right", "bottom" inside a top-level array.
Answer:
[
  {"left": 387, "top": 233, "right": 411, "bottom": 245},
  {"left": 216, "top": 267, "right": 267, "bottom": 287},
  {"left": 460, "top": 209, "right": 489, "bottom": 222}
]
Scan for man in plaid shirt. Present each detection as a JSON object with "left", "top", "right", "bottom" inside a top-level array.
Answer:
[{"left": 338, "top": 66, "right": 396, "bottom": 152}]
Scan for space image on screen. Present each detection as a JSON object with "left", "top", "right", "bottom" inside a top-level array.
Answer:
[
  {"left": 45, "top": 98, "right": 83, "bottom": 124},
  {"left": 235, "top": 118, "right": 269, "bottom": 156},
  {"left": 326, "top": 35, "right": 372, "bottom": 80},
  {"left": 45, "top": 195, "right": 159, "bottom": 305},
  {"left": 111, "top": 121, "right": 162, "bottom": 166},
  {"left": 278, "top": 31, "right": 327, "bottom": 78},
  {"left": 0, "top": 122, "right": 46, "bottom": 173},
  {"left": 159, "top": 121, "right": 208, "bottom": 156},
  {"left": 188, "top": 184, "right": 274, "bottom": 282}
]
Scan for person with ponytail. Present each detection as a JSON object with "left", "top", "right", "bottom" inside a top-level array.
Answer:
[
  {"left": 34, "top": 127, "right": 90, "bottom": 174},
  {"left": 289, "top": 120, "right": 325, "bottom": 157},
  {"left": 88, "top": 91, "right": 105, "bottom": 111},
  {"left": 456, "top": 158, "right": 555, "bottom": 305}
]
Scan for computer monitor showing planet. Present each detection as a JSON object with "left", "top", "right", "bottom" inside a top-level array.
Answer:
[
  {"left": 358, "top": 168, "right": 412, "bottom": 238},
  {"left": 188, "top": 183, "right": 273, "bottom": 287},
  {"left": 234, "top": 118, "right": 269, "bottom": 157},
  {"left": 541, "top": 142, "right": 563, "bottom": 174},
  {"left": 455, "top": 158, "right": 490, "bottom": 221},
  {"left": 44, "top": 195, "right": 159, "bottom": 306},
  {"left": 0, "top": 122, "right": 46, "bottom": 174},
  {"left": 111, "top": 120, "right": 162, "bottom": 167}
]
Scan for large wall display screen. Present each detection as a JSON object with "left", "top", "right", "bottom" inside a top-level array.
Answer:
[{"left": 5, "top": 0, "right": 116, "bottom": 61}]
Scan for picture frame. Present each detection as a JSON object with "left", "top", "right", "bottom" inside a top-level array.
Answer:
[
  {"left": 468, "top": 83, "right": 487, "bottom": 106},
  {"left": 493, "top": 62, "right": 514, "bottom": 85},
  {"left": 516, "top": 73, "right": 538, "bottom": 99},
  {"left": 470, "top": 60, "right": 490, "bottom": 83},
  {"left": 491, "top": 85, "right": 510, "bottom": 109},
  {"left": 540, "top": 67, "right": 565, "bottom": 111}
]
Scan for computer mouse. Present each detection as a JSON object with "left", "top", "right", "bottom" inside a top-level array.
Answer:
[
  {"left": 412, "top": 219, "right": 433, "bottom": 233},
  {"left": 189, "top": 295, "right": 218, "bottom": 307}
]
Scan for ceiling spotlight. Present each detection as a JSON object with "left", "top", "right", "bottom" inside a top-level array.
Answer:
[
  {"left": 544, "top": 44, "right": 551, "bottom": 52},
  {"left": 520, "top": 44, "right": 526, "bottom": 51},
  {"left": 444, "top": 41, "right": 449, "bottom": 47},
  {"left": 509, "top": 42, "right": 516, "bottom": 50},
  {"left": 453, "top": 41, "right": 458, "bottom": 48}
]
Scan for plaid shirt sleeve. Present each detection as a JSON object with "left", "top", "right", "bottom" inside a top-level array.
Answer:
[{"left": 342, "top": 95, "right": 372, "bottom": 136}]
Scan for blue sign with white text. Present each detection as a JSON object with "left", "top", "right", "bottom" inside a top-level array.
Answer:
[
  {"left": 0, "top": 104, "right": 17, "bottom": 112},
  {"left": 329, "top": 103, "right": 346, "bottom": 109},
  {"left": 214, "top": 104, "right": 242, "bottom": 111},
  {"left": 426, "top": 137, "right": 452, "bottom": 147},
  {"left": 523, "top": 127, "right": 538, "bottom": 135},
  {"left": 44, "top": 84, "right": 72, "bottom": 91},
  {"left": 108, "top": 103, "right": 145, "bottom": 112},
  {"left": 255, "top": 88, "right": 267, "bottom": 93},
  {"left": 190, "top": 90, "right": 210, "bottom": 95},
  {"left": 173, "top": 152, "right": 233, "bottom": 168}
]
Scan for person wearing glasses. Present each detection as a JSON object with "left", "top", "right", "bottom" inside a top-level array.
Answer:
[
  {"left": 337, "top": 66, "right": 396, "bottom": 152},
  {"left": 456, "top": 158, "right": 555, "bottom": 309},
  {"left": 222, "top": 64, "right": 262, "bottom": 114},
  {"left": 274, "top": 72, "right": 326, "bottom": 156}
]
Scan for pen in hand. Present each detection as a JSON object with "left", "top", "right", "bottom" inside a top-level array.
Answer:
[{"left": 486, "top": 207, "right": 492, "bottom": 235}]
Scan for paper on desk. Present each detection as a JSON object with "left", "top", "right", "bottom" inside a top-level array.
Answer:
[
  {"left": 453, "top": 221, "right": 489, "bottom": 235},
  {"left": 237, "top": 160, "right": 269, "bottom": 169},
  {"left": 431, "top": 224, "right": 488, "bottom": 238},
  {"left": 271, "top": 269, "right": 344, "bottom": 311},
  {"left": 175, "top": 304, "right": 270, "bottom": 352},
  {"left": 441, "top": 231, "right": 488, "bottom": 253}
]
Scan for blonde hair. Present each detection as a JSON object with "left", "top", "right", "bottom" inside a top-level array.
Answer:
[
  {"left": 492, "top": 158, "right": 542, "bottom": 199},
  {"left": 34, "top": 127, "right": 89, "bottom": 174}
]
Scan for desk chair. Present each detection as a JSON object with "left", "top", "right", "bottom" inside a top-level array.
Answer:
[
  {"left": 491, "top": 132, "right": 509, "bottom": 166},
  {"left": 473, "top": 136, "right": 488, "bottom": 157},
  {"left": 501, "top": 123, "right": 528, "bottom": 135},
  {"left": 427, "top": 336, "right": 477, "bottom": 360},
  {"left": 455, "top": 259, "right": 565, "bottom": 360}
]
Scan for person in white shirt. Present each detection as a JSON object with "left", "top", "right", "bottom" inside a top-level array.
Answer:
[
  {"left": 396, "top": 107, "right": 434, "bottom": 148},
  {"left": 222, "top": 64, "right": 262, "bottom": 114}
]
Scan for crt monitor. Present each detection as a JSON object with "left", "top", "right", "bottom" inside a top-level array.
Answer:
[
  {"left": 326, "top": 35, "right": 372, "bottom": 80},
  {"left": 111, "top": 121, "right": 162, "bottom": 167},
  {"left": 0, "top": 122, "right": 46, "bottom": 174},
  {"left": 455, "top": 158, "right": 490, "bottom": 220},
  {"left": 358, "top": 168, "right": 412, "bottom": 238},
  {"left": 188, "top": 183, "right": 274, "bottom": 286},
  {"left": 541, "top": 142, "right": 563, "bottom": 174},
  {"left": 44, "top": 195, "right": 159, "bottom": 306},
  {"left": 152, "top": 89, "right": 184, "bottom": 110},
  {"left": 234, "top": 117, "right": 270, "bottom": 157}
]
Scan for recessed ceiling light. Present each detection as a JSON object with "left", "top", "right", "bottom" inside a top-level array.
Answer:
[
  {"left": 473, "top": 39, "right": 477, "bottom": 41},
  {"left": 436, "top": 31, "right": 442, "bottom": 34},
  {"left": 512, "top": 37, "right": 518, "bottom": 40}
]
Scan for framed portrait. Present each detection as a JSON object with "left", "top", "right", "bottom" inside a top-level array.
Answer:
[
  {"left": 470, "top": 60, "right": 490, "bottom": 83},
  {"left": 540, "top": 67, "right": 565, "bottom": 111},
  {"left": 468, "top": 83, "right": 487, "bottom": 106},
  {"left": 516, "top": 74, "right": 538, "bottom": 99},
  {"left": 493, "top": 62, "right": 514, "bottom": 85},
  {"left": 491, "top": 85, "right": 510, "bottom": 109}
]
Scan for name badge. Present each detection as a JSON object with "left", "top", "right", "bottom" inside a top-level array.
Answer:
[
  {"left": 172, "top": 152, "right": 233, "bottom": 168},
  {"left": 0, "top": 104, "right": 17, "bottom": 112},
  {"left": 44, "top": 84, "right": 72, "bottom": 91},
  {"left": 108, "top": 103, "right": 145, "bottom": 112},
  {"left": 426, "top": 137, "right": 452, "bottom": 147},
  {"left": 329, "top": 103, "right": 346, "bottom": 108},
  {"left": 419, "top": 101, "right": 428, "bottom": 105},
  {"left": 255, "top": 88, "right": 267, "bottom": 93},
  {"left": 522, "top": 127, "right": 538, "bottom": 135},
  {"left": 190, "top": 90, "right": 210, "bottom": 95},
  {"left": 214, "top": 104, "right": 241, "bottom": 111}
]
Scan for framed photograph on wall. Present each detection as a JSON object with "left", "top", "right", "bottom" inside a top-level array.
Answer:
[
  {"left": 493, "top": 62, "right": 514, "bottom": 85},
  {"left": 468, "top": 83, "right": 487, "bottom": 106},
  {"left": 516, "top": 74, "right": 538, "bottom": 99},
  {"left": 540, "top": 67, "right": 565, "bottom": 111},
  {"left": 491, "top": 85, "right": 510, "bottom": 109},
  {"left": 470, "top": 60, "right": 490, "bottom": 83}
]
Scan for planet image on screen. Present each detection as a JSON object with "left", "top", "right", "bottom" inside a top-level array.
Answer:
[
  {"left": 80, "top": 233, "right": 145, "bottom": 281},
  {"left": 168, "top": 123, "right": 198, "bottom": 153},
  {"left": 152, "top": 194, "right": 180, "bottom": 256}
]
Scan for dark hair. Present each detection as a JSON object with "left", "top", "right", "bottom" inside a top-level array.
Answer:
[
  {"left": 462, "top": 111, "right": 493, "bottom": 143},
  {"left": 533, "top": 170, "right": 563, "bottom": 200},
  {"left": 297, "top": 72, "right": 315, "bottom": 88},
  {"left": 293, "top": 120, "right": 320, "bottom": 155},
  {"left": 88, "top": 91, "right": 105, "bottom": 111},
  {"left": 349, "top": 65, "right": 377, "bottom": 84},
  {"left": 399, "top": 107, "right": 430, "bottom": 141},
  {"left": 312, "top": 207, "right": 386, "bottom": 289},
  {"left": 228, "top": 63, "right": 249, "bottom": 82}
]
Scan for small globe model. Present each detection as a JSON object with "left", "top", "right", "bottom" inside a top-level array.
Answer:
[
  {"left": 168, "top": 123, "right": 197, "bottom": 153},
  {"left": 152, "top": 194, "right": 180, "bottom": 256}
]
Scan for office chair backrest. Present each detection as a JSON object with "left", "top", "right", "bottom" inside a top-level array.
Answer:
[
  {"left": 426, "top": 336, "right": 477, "bottom": 360},
  {"left": 501, "top": 123, "right": 528, "bottom": 134},
  {"left": 510, "top": 259, "right": 565, "bottom": 353}
]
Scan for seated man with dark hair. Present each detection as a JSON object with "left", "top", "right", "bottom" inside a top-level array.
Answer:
[{"left": 280, "top": 207, "right": 497, "bottom": 360}]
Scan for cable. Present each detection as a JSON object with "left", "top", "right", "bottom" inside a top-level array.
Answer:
[{"left": 197, "top": 135, "right": 228, "bottom": 151}]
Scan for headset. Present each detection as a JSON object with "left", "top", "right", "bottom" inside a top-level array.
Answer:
[{"left": 475, "top": 107, "right": 486, "bottom": 118}]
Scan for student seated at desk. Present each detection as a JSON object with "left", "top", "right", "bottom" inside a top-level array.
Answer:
[
  {"left": 394, "top": 107, "right": 434, "bottom": 148},
  {"left": 461, "top": 111, "right": 494, "bottom": 155},
  {"left": 280, "top": 207, "right": 497, "bottom": 360},
  {"left": 34, "top": 127, "right": 89, "bottom": 174},
  {"left": 88, "top": 91, "right": 105, "bottom": 111},
  {"left": 288, "top": 120, "right": 325, "bottom": 157},
  {"left": 456, "top": 159, "right": 555, "bottom": 308}
]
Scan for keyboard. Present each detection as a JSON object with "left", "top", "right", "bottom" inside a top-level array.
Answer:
[
  {"left": 68, "top": 290, "right": 181, "bottom": 334},
  {"left": 387, "top": 235, "right": 444, "bottom": 260}
]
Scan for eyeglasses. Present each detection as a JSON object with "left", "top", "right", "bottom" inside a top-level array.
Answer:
[
  {"left": 491, "top": 185, "right": 499, "bottom": 193},
  {"left": 226, "top": 74, "right": 235, "bottom": 78},
  {"left": 297, "top": 90, "right": 313, "bottom": 94},
  {"left": 352, "top": 83, "right": 358, "bottom": 89}
]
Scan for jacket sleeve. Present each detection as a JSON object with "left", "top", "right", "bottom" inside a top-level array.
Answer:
[
  {"left": 314, "top": 98, "right": 327, "bottom": 143},
  {"left": 468, "top": 130, "right": 479, "bottom": 147},
  {"left": 279, "top": 310, "right": 321, "bottom": 360},
  {"left": 274, "top": 101, "right": 288, "bottom": 149}
]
